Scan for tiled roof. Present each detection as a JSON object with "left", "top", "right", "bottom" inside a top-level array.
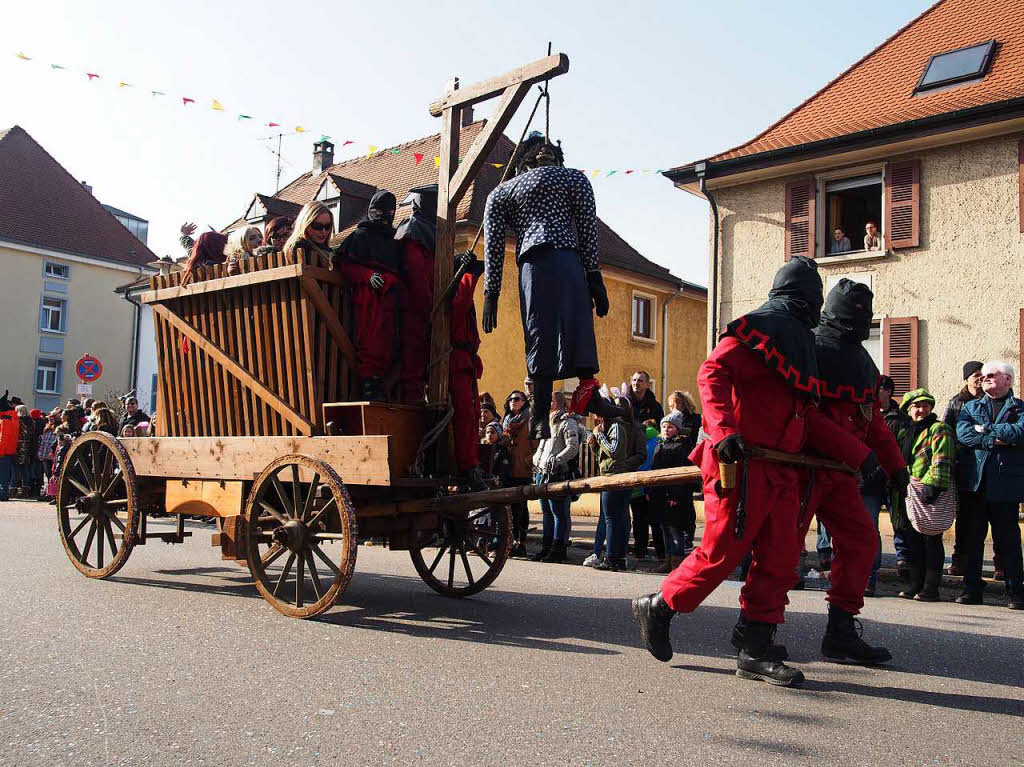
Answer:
[
  {"left": 256, "top": 194, "right": 302, "bottom": 219},
  {"left": 0, "top": 125, "right": 157, "bottom": 267},
  {"left": 236, "top": 120, "right": 679, "bottom": 285},
  {"left": 708, "top": 0, "right": 1024, "bottom": 162}
]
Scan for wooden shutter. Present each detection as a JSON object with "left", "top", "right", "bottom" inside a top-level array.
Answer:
[
  {"left": 882, "top": 316, "right": 919, "bottom": 398},
  {"left": 885, "top": 160, "right": 920, "bottom": 248},
  {"left": 1018, "top": 139, "right": 1024, "bottom": 233},
  {"left": 784, "top": 179, "right": 816, "bottom": 260}
]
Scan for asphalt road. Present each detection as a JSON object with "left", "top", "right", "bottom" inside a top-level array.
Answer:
[{"left": 1, "top": 501, "right": 1020, "bottom": 766}]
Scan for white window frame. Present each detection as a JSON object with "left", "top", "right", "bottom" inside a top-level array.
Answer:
[
  {"left": 631, "top": 291, "right": 657, "bottom": 343},
  {"left": 815, "top": 163, "right": 887, "bottom": 263},
  {"left": 36, "top": 358, "right": 61, "bottom": 394},
  {"left": 44, "top": 261, "right": 70, "bottom": 279},
  {"left": 40, "top": 296, "right": 67, "bottom": 334}
]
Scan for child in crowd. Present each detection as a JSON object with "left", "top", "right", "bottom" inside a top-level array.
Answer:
[{"left": 646, "top": 411, "right": 698, "bottom": 573}]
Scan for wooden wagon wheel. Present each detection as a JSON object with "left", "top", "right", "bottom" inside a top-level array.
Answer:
[
  {"left": 57, "top": 432, "right": 139, "bottom": 579},
  {"left": 243, "top": 455, "right": 357, "bottom": 619},
  {"left": 410, "top": 505, "right": 513, "bottom": 597}
]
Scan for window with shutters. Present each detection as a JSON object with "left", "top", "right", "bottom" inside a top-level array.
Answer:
[
  {"left": 819, "top": 174, "right": 883, "bottom": 258},
  {"left": 882, "top": 316, "right": 918, "bottom": 398},
  {"left": 785, "top": 180, "right": 815, "bottom": 260}
]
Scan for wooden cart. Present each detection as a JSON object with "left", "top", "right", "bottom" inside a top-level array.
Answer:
[{"left": 55, "top": 54, "right": 583, "bottom": 619}]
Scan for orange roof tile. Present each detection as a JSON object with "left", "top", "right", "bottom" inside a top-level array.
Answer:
[{"left": 710, "top": 0, "right": 1024, "bottom": 162}]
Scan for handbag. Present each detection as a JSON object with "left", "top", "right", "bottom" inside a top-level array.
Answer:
[
  {"left": 46, "top": 475, "right": 58, "bottom": 497},
  {"left": 905, "top": 477, "right": 955, "bottom": 536}
]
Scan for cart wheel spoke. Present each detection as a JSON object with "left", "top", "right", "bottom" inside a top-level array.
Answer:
[
  {"left": 258, "top": 500, "right": 288, "bottom": 525},
  {"left": 67, "top": 476, "right": 91, "bottom": 497},
  {"left": 76, "top": 455, "right": 95, "bottom": 491},
  {"left": 96, "top": 520, "right": 105, "bottom": 568},
  {"left": 291, "top": 464, "right": 302, "bottom": 519},
  {"left": 81, "top": 519, "right": 97, "bottom": 563},
  {"left": 272, "top": 552, "right": 296, "bottom": 598},
  {"left": 68, "top": 514, "right": 93, "bottom": 540},
  {"left": 89, "top": 443, "right": 101, "bottom": 491},
  {"left": 305, "top": 496, "right": 336, "bottom": 531},
  {"left": 447, "top": 547, "right": 456, "bottom": 589},
  {"left": 102, "top": 471, "right": 124, "bottom": 500},
  {"left": 103, "top": 508, "right": 126, "bottom": 533},
  {"left": 460, "top": 548, "right": 475, "bottom": 585},
  {"left": 105, "top": 498, "right": 130, "bottom": 507},
  {"left": 305, "top": 551, "right": 323, "bottom": 601},
  {"left": 427, "top": 544, "right": 448, "bottom": 574},
  {"left": 102, "top": 515, "right": 118, "bottom": 555},
  {"left": 260, "top": 543, "right": 286, "bottom": 568},
  {"left": 270, "top": 474, "right": 294, "bottom": 519},
  {"left": 295, "top": 555, "right": 305, "bottom": 608},
  {"left": 309, "top": 543, "right": 340, "bottom": 576},
  {"left": 466, "top": 539, "right": 494, "bottom": 568},
  {"left": 301, "top": 473, "right": 320, "bottom": 522}
]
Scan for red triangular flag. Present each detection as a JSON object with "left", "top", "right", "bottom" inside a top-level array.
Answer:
[
  {"left": 414, "top": 153, "right": 424, "bottom": 165},
  {"left": 86, "top": 73, "right": 100, "bottom": 81},
  {"left": 182, "top": 97, "right": 194, "bottom": 106},
  {"left": 267, "top": 121, "right": 279, "bottom": 127},
  {"left": 342, "top": 140, "right": 353, "bottom": 146},
  {"left": 625, "top": 169, "right": 634, "bottom": 174}
]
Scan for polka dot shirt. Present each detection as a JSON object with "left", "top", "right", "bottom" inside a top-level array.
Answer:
[{"left": 482, "top": 165, "right": 600, "bottom": 295}]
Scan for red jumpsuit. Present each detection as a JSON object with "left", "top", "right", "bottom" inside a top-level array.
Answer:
[
  {"left": 449, "top": 270, "right": 483, "bottom": 472},
  {"left": 398, "top": 239, "right": 434, "bottom": 403},
  {"left": 799, "top": 399, "right": 905, "bottom": 613},
  {"left": 334, "top": 261, "right": 401, "bottom": 380},
  {"left": 660, "top": 336, "right": 870, "bottom": 624}
]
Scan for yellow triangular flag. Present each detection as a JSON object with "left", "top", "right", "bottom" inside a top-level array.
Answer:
[
  {"left": 118, "top": 81, "right": 132, "bottom": 88},
  {"left": 367, "top": 145, "right": 378, "bottom": 157},
  {"left": 295, "top": 125, "right": 306, "bottom": 133},
  {"left": 591, "top": 169, "right": 601, "bottom": 177},
  {"left": 15, "top": 52, "right": 30, "bottom": 61},
  {"left": 434, "top": 156, "right": 441, "bottom": 168},
  {"left": 491, "top": 163, "right": 504, "bottom": 168},
  {"left": 211, "top": 99, "right": 224, "bottom": 111}
]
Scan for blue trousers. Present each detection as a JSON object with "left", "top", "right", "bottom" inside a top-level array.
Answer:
[
  {"left": 540, "top": 496, "right": 572, "bottom": 544},
  {"left": 861, "top": 491, "right": 884, "bottom": 587},
  {"left": 600, "top": 488, "right": 632, "bottom": 561},
  {"left": 662, "top": 524, "right": 689, "bottom": 557}
]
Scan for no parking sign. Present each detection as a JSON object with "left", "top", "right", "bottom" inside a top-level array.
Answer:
[{"left": 75, "top": 354, "right": 102, "bottom": 383}]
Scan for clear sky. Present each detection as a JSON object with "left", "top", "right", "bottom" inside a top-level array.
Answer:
[{"left": 3, "top": 0, "right": 932, "bottom": 286}]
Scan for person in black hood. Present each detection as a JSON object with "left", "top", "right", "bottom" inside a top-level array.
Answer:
[
  {"left": 334, "top": 190, "right": 403, "bottom": 400},
  {"left": 633, "top": 257, "right": 878, "bottom": 687},
  {"left": 395, "top": 184, "right": 438, "bottom": 404}
]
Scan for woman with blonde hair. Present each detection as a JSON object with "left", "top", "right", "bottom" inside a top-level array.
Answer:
[
  {"left": 225, "top": 226, "right": 262, "bottom": 275},
  {"left": 284, "top": 202, "right": 334, "bottom": 266}
]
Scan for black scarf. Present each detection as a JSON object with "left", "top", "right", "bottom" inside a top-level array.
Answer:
[
  {"left": 814, "top": 278, "right": 878, "bottom": 403},
  {"left": 899, "top": 412, "right": 936, "bottom": 465},
  {"left": 722, "top": 256, "right": 823, "bottom": 397},
  {"left": 337, "top": 191, "right": 401, "bottom": 273},
  {"left": 395, "top": 185, "right": 437, "bottom": 253}
]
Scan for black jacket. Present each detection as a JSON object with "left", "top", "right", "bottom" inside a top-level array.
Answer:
[
  {"left": 630, "top": 389, "right": 664, "bottom": 426},
  {"left": 944, "top": 387, "right": 982, "bottom": 439},
  {"left": 646, "top": 437, "right": 694, "bottom": 527}
]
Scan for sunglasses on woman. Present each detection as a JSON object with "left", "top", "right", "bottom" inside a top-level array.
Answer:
[
  {"left": 308, "top": 221, "right": 332, "bottom": 232},
  {"left": 508, "top": 396, "right": 524, "bottom": 403}
]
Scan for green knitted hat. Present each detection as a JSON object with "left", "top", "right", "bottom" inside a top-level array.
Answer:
[{"left": 899, "top": 387, "right": 935, "bottom": 413}]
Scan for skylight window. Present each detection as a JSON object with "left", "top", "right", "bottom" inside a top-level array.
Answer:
[{"left": 915, "top": 40, "right": 996, "bottom": 93}]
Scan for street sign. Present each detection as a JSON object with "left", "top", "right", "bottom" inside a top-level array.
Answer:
[
  {"left": 76, "top": 383, "right": 93, "bottom": 396},
  {"left": 75, "top": 354, "right": 102, "bottom": 383}
]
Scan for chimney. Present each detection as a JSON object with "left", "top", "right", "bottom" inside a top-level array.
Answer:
[
  {"left": 81, "top": 180, "right": 93, "bottom": 195},
  {"left": 461, "top": 105, "right": 474, "bottom": 127},
  {"left": 313, "top": 138, "right": 334, "bottom": 174}
]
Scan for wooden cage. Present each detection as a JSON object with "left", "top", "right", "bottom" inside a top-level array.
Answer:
[{"left": 140, "top": 249, "right": 357, "bottom": 438}]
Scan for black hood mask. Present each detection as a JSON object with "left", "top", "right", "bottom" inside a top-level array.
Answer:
[
  {"left": 814, "top": 278, "right": 878, "bottom": 403},
  {"left": 394, "top": 184, "right": 437, "bottom": 252},
  {"left": 722, "top": 256, "right": 824, "bottom": 397},
  {"left": 337, "top": 190, "right": 401, "bottom": 273}
]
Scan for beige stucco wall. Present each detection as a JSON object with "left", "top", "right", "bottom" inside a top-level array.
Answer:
[
  {"left": 456, "top": 231, "right": 707, "bottom": 408},
  {"left": 711, "top": 134, "right": 1023, "bottom": 402},
  {"left": 0, "top": 244, "right": 140, "bottom": 410}
]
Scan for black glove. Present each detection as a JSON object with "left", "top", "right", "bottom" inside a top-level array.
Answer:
[
  {"left": 586, "top": 271, "right": 609, "bottom": 317},
  {"left": 369, "top": 273, "right": 385, "bottom": 290},
  {"left": 716, "top": 433, "right": 748, "bottom": 464},
  {"left": 859, "top": 452, "right": 885, "bottom": 487},
  {"left": 921, "top": 484, "right": 942, "bottom": 505},
  {"left": 0, "top": 390, "right": 8, "bottom": 411},
  {"left": 891, "top": 467, "right": 910, "bottom": 492},
  {"left": 454, "top": 251, "right": 475, "bottom": 275},
  {"left": 482, "top": 292, "right": 499, "bottom": 334}
]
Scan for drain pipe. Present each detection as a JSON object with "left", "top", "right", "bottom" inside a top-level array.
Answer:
[
  {"left": 694, "top": 161, "right": 719, "bottom": 350},
  {"left": 660, "top": 287, "right": 684, "bottom": 397}
]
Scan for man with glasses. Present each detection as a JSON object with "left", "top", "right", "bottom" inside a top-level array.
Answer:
[{"left": 955, "top": 361, "right": 1024, "bottom": 609}]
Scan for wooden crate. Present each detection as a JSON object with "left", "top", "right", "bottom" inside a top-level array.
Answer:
[{"left": 140, "top": 249, "right": 356, "bottom": 438}]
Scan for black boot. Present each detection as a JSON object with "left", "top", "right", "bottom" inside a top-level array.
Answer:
[
  {"left": 820, "top": 604, "right": 891, "bottom": 665},
  {"left": 529, "top": 410, "right": 551, "bottom": 440},
  {"left": 541, "top": 541, "right": 567, "bottom": 563},
  {"left": 531, "top": 536, "right": 553, "bottom": 562},
  {"left": 730, "top": 615, "right": 788, "bottom": 660},
  {"left": 587, "top": 394, "right": 626, "bottom": 420},
  {"left": 631, "top": 591, "right": 675, "bottom": 662},
  {"left": 530, "top": 377, "right": 553, "bottom": 440},
  {"left": 898, "top": 566, "right": 924, "bottom": 599},
  {"left": 914, "top": 569, "right": 941, "bottom": 602},
  {"left": 736, "top": 621, "right": 805, "bottom": 687}
]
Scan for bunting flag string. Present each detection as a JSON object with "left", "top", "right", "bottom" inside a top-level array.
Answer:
[{"left": 9, "top": 49, "right": 672, "bottom": 179}]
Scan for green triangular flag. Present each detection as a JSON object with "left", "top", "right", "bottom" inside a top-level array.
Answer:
[
  {"left": 238, "top": 114, "right": 252, "bottom": 120},
  {"left": 50, "top": 63, "right": 65, "bottom": 70}
]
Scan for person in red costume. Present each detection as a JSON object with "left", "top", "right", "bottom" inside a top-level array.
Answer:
[
  {"left": 395, "top": 184, "right": 438, "bottom": 405},
  {"left": 448, "top": 252, "right": 488, "bottom": 492},
  {"left": 334, "top": 191, "right": 403, "bottom": 401},
  {"left": 631, "top": 257, "right": 885, "bottom": 687},
  {"left": 731, "top": 278, "right": 905, "bottom": 666}
]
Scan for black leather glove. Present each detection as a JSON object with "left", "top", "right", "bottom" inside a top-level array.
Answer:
[
  {"left": 586, "top": 271, "right": 609, "bottom": 317},
  {"left": 859, "top": 452, "right": 885, "bottom": 486},
  {"left": 370, "top": 273, "right": 385, "bottom": 290},
  {"left": 455, "top": 251, "right": 475, "bottom": 275},
  {"left": 921, "top": 484, "right": 942, "bottom": 505},
  {"left": 891, "top": 467, "right": 910, "bottom": 492},
  {"left": 482, "top": 292, "right": 499, "bottom": 334},
  {"left": 716, "top": 433, "right": 748, "bottom": 464}
]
